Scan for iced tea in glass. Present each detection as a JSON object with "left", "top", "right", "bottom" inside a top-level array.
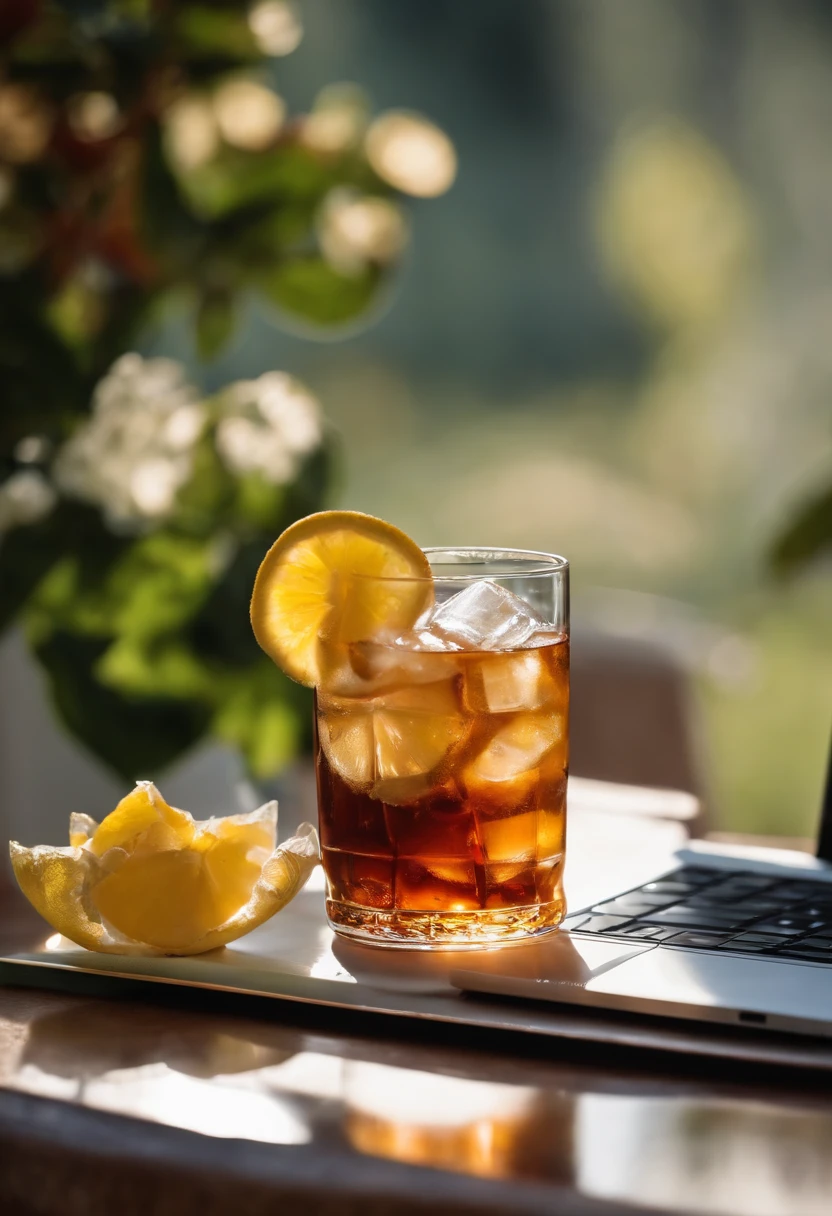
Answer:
[{"left": 315, "top": 547, "right": 569, "bottom": 948}]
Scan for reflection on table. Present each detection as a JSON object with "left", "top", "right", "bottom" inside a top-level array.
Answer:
[{"left": 3, "top": 988, "right": 832, "bottom": 1216}]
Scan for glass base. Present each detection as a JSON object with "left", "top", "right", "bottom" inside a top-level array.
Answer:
[{"left": 326, "top": 897, "right": 565, "bottom": 950}]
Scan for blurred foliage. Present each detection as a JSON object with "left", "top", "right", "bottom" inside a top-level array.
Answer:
[
  {"left": 0, "top": 0, "right": 450, "bottom": 781},
  {"left": 4, "top": 357, "right": 338, "bottom": 780}
]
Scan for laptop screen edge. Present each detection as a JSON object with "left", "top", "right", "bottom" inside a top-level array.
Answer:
[{"left": 814, "top": 733, "right": 832, "bottom": 863}]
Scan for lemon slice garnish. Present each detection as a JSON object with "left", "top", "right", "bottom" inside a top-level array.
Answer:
[{"left": 250, "top": 510, "right": 432, "bottom": 688}]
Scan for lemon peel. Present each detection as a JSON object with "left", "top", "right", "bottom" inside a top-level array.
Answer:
[{"left": 10, "top": 781, "right": 320, "bottom": 956}]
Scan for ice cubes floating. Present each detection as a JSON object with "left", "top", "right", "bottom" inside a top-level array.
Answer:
[
  {"left": 329, "top": 580, "right": 560, "bottom": 699},
  {"left": 317, "top": 580, "right": 567, "bottom": 804},
  {"left": 409, "top": 580, "right": 550, "bottom": 653}
]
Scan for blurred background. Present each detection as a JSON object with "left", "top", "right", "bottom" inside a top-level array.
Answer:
[{"left": 1, "top": 0, "right": 830, "bottom": 851}]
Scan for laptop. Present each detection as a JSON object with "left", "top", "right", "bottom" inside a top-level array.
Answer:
[{"left": 452, "top": 738, "right": 832, "bottom": 1038}]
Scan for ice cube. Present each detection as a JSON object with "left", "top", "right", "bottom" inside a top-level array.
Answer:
[
  {"left": 401, "top": 629, "right": 463, "bottom": 653},
  {"left": 525, "top": 628, "right": 567, "bottom": 649},
  {"left": 317, "top": 681, "right": 468, "bottom": 805},
  {"left": 465, "top": 712, "right": 564, "bottom": 786},
  {"left": 477, "top": 808, "right": 538, "bottom": 863},
  {"left": 425, "top": 581, "right": 547, "bottom": 652},
  {"left": 463, "top": 648, "right": 551, "bottom": 714},
  {"left": 346, "top": 630, "right": 461, "bottom": 694}
]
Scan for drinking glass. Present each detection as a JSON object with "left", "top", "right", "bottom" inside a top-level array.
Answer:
[{"left": 314, "top": 547, "right": 569, "bottom": 949}]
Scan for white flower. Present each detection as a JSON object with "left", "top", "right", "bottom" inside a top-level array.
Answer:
[
  {"left": 13, "top": 434, "right": 52, "bottom": 464},
  {"left": 0, "top": 470, "right": 57, "bottom": 532},
  {"left": 215, "top": 372, "right": 322, "bottom": 484},
  {"left": 53, "top": 354, "right": 206, "bottom": 529},
  {"left": 318, "top": 188, "right": 408, "bottom": 274}
]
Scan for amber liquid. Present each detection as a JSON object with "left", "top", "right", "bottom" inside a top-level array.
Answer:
[{"left": 315, "top": 637, "right": 568, "bottom": 948}]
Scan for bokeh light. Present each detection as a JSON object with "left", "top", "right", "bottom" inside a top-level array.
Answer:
[
  {"left": 164, "top": 94, "right": 220, "bottom": 170},
  {"left": 13, "top": 435, "right": 51, "bottom": 465},
  {"left": 0, "top": 83, "right": 53, "bottom": 163},
  {"left": 365, "top": 111, "right": 456, "bottom": 198},
  {"left": 596, "top": 118, "right": 756, "bottom": 331},
  {"left": 0, "top": 470, "right": 56, "bottom": 532},
  {"left": 67, "top": 92, "right": 122, "bottom": 142},
  {"left": 213, "top": 79, "right": 285, "bottom": 152},
  {"left": 302, "top": 84, "right": 368, "bottom": 155},
  {"left": 248, "top": 1, "right": 303, "bottom": 56},
  {"left": 318, "top": 189, "right": 409, "bottom": 273}
]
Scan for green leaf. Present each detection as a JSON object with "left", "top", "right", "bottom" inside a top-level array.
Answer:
[
  {"left": 174, "top": 5, "right": 259, "bottom": 60},
  {"left": 173, "top": 435, "right": 237, "bottom": 533},
  {"left": 186, "top": 539, "right": 266, "bottom": 667},
  {"left": 26, "top": 530, "right": 215, "bottom": 641},
  {"left": 100, "top": 531, "right": 217, "bottom": 636},
  {"left": 233, "top": 472, "right": 286, "bottom": 530},
  {"left": 213, "top": 661, "right": 307, "bottom": 779},
  {"left": 34, "top": 631, "right": 211, "bottom": 781},
  {"left": 259, "top": 257, "right": 382, "bottom": 330},
  {"left": 96, "top": 634, "right": 214, "bottom": 701},
  {"left": 770, "top": 479, "right": 832, "bottom": 577},
  {"left": 181, "top": 147, "right": 335, "bottom": 220},
  {"left": 183, "top": 441, "right": 337, "bottom": 669}
]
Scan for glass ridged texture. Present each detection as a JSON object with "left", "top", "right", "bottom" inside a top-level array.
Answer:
[{"left": 315, "top": 547, "right": 569, "bottom": 949}]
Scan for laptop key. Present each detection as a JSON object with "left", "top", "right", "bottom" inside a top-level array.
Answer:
[
  {"left": 754, "top": 916, "right": 828, "bottom": 934},
  {"left": 704, "top": 877, "right": 781, "bottom": 899},
  {"left": 726, "top": 901, "right": 788, "bottom": 917},
  {"left": 800, "top": 935, "right": 832, "bottom": 948},
  {"left": 624, "top": 891, "right": 685, "bottom": 907},
  {"left": 592, "top": 897, "right": 677, "bottom": 916},
  {"left": 644, "top": 907, "right": 746, "bottom": 929},
  {"left": 717, "top": 942, "right": 778, "bottom": 954},
  {"left": 671, "top": 867, "right": 724, "bottom": 884},
  {"left": 665, "top": 931, "right": 734, "bottom": 948},
  {"left": 564, "top": 915, "right": 632, "bottom": 934},
  {"left": 770, "top": 881, "right": 832, "bottom": 900},
  {"left": 727, "top": 932, "right": 791, "bottom": 948},
  {"left": 641, "top": 881, "right": 699, "bottom": 897},
  {"left": 776, "top": 947, "right": 832, "bottom": 964},
  {"left": 617, "top": 924, "right": 680, "bottom": 941},
  {"left": 688, "top": 896, "right": 784, "bottom": 917}
]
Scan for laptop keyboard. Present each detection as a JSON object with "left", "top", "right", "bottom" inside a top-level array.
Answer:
[{"left": 564, "top": 867, "right": 832, "bottom": 963}]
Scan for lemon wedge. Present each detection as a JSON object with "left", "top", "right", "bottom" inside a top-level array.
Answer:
[
  {"left": 250, "top": 509, "right": 432, "bottom": 688},
  {"left": 10, "top": 781, "right": 320, "bottom": 956}
]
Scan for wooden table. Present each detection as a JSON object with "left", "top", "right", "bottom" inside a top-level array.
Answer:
[{"left": 2, "top": 799, "right": 832, "bottom": 1216}]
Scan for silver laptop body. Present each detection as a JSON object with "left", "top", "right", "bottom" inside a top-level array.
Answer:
[{"left": 453, "top": 745, "right": 832, "bottom": 1038}]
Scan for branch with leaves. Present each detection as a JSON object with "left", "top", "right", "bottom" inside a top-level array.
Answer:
[{"left": 0, "top": 1, "right": 454, "bottom": 781}]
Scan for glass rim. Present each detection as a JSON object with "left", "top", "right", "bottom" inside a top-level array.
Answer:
[{"left": 351, "top": 545, "right": 569, "bottom": 584}]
